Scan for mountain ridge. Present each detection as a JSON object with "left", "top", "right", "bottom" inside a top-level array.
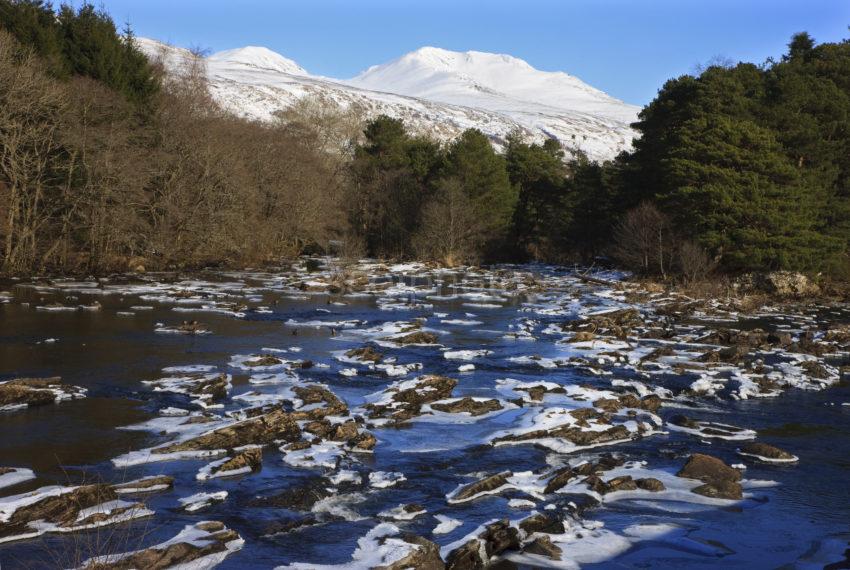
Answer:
[{"left": 138, "top": 38, "right": 638, "bottom": 161}]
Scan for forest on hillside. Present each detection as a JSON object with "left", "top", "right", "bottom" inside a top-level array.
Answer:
[{"left": 1, "top": 1, "right": 849, "bottom": 280}]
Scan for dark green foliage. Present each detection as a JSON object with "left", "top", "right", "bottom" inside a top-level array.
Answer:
[
  {"left": 442, "top": 129, "right": 516, "bottom": 253},
  {"left": 0, "top": 0, "right": 158, "bottom": 106},
  {"left": 349, "top": 116, "right": 443, "bottom": 257},
  {"left": 612, "top": 32, "right": 850, "bottom": 275},
  {"left": 506, "top": 134, "right": 569, "bottom": 259}
]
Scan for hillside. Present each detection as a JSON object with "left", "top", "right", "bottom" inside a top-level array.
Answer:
[{"left": 137, "top": 38, "right": 638, "bottom": 161}]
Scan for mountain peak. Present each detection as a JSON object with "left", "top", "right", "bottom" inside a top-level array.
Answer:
[
  {"left": 395, "top": 46, "right": 534, "bottom": 72},
  {"left": 208, "top": 46, "right": 307, "bottom": 75},
  {"left": 349, "top": 46, "right": 637, "bottom": 123}
]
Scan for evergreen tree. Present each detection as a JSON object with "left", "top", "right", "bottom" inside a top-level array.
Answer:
[{"left": 443, "top": 129, "right": 516, "bottom": 254}]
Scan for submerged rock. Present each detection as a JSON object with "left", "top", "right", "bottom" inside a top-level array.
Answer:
[
  {"left": 249, "top": 478, "right": 331, "bottom": 511},
  {"left": 112, "top": 475, "right": 174, "bottom": 495},
  {"left": 738, "top": 442, "right": 798, "bottom": 463}
]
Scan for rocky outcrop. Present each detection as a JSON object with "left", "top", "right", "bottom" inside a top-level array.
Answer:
[{"left": 735, "top": 271, "right": 820, "bottom": 298}]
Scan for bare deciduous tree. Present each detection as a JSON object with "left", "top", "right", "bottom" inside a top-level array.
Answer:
[{"left": 611, "top": 202, "right": 675, "bottom": 277}]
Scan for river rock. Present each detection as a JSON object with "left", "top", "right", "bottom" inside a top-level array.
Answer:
[
  {"left": 452, "top": 471, "right": 511, "bottom": 502},
  {"left": 291, "top": 386, "right": 349, "bottom": 420},
  {"left": 636, "top": 477, "right": 666, "bottom": 492},
  {"left": 250, "top": 478, "right": 330, "bottom": 510},
  {"left": 79, "top": 521, "right": 242, "bottom": 569},
  {"left": 518, "top": 512, "right": 564, "bottom": 535},
  {"left": 376, "top": 534, "right": 444, "bottom": 570},
  {"left": 211, "top": 447, "right": 262, "bottom": 476},
  {"left": 544, "top": 466, "right": 576, "bottom": 494},
  {"left": 390, "top": 331, "right": 439, "bottom": 345},
  {"left": 431, "top": 397, "right": 503, "bottom": 416},
  {"left": 365, "top": 375, "right": 457, "bottom": 423},
  {"left": 677, "top": 453, "right": 742, "bottom": 500},
  {"left": 0, "top": 484, "right": 147, "bottom": 542},
  {"left": 112, "top": 475, "right": 174, "bottom": 494},
  {"left": 0, "top": 377, "right": 86, "bottom": 411},
  {"left": 523, "top": 535, "right": 562, "bottom": 560},
  {"left": 738, "top": 442, "right": 798, "bottom": 462},
  {"left": 243, "top": 354, "right": 284, "bottom": 367},
  {"left": 345, "top": 346, "right": 383, "bottom": 363},
  {"left": 493, "top": 424, "right": 632, "bottom": 448},
  {"left": 154, "top": 408, "right": 300, "bottom": 454}
]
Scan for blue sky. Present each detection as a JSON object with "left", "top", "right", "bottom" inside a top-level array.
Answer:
[{"left": 87, "top": 0, "right": 848, "bottom": 105}]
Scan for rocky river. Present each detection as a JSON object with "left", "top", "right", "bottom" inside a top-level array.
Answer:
[{"left": 0, "top": 259, "right": 848, "bottom": 569}]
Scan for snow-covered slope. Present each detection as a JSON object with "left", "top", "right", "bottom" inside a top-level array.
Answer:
[{"left": 137, "top": 38, "right": 638, "bottom": 161}]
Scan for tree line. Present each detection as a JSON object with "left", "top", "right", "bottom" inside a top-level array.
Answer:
[{"left": 1, "top": 1, "right": 849, "bottom": 279}]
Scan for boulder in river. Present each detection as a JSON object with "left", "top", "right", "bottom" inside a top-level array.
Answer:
[{"left": 677, "top": 453, "right": 743, "bottom": 500}]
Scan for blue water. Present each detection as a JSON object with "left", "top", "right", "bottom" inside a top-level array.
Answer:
[{"left": 0, "top": 266, "right": 848, "bottom": 569}]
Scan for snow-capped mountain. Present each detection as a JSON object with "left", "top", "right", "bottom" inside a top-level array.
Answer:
[{"left": 138, "top": 38, "right": 639, "bottom": 161}]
